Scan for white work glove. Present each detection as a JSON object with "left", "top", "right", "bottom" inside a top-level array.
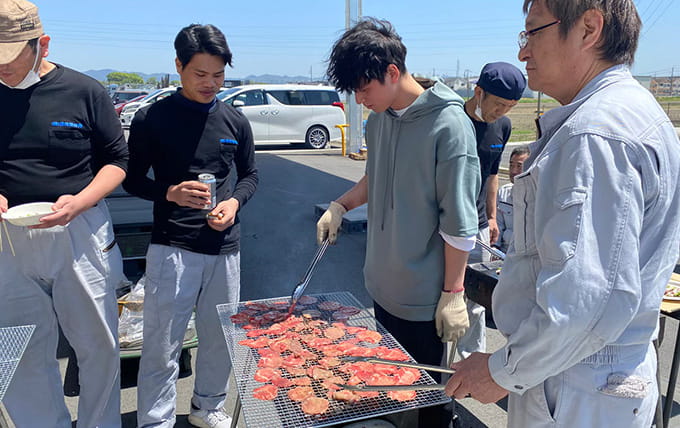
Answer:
[
  {"left": 435, "top": 290, "right": 469, "bottom": 343},
  {"left": 316, "top": 201, "right": 346, "bottom": 245}
]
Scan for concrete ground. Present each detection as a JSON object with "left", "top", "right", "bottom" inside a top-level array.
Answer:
[{"left": 3, "top": 144, "right": 680, "bottom": 427}]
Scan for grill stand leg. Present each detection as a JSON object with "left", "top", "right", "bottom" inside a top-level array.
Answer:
[
  {"left": 0, "top": 404, "right": 10, "bottom": 428},
  {"left": 231, "top": 394, "right": 242, "bottom": 428},
  {"left": 663, "top": 319, "right": 680, "bottom": 427}
]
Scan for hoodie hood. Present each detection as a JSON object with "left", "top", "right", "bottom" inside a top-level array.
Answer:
[{"left": 386, "top": 81, "right": 465, "bottom": 122}]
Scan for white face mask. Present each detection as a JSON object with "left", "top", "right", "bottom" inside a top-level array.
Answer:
[
  {"left": 474, "top": 91, "right": 484, "bottom": 121},
  {"left": 0, "top": 46, "right": 41, "bottom": 90}
]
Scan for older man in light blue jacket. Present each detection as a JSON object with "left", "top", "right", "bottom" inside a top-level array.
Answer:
[{"left": 445, "top": 1, "right": 680, "bottom": 427}]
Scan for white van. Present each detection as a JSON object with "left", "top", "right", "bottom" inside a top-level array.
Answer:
[{"left": 217, "top": 84, "right": 346, "bottom": 149}]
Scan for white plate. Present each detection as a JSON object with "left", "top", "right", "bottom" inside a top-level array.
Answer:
[{"left": 1, "top": 202, "right": 55, "bottom": 226}]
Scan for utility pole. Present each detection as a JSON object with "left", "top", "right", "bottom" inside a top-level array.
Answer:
[
  {"left": 345, "top": 0, "right": 363, "bottom": 154},
  {"left": 671, "top": 67, "right": 675, "bottom": 97},
  {"left": 464, "top": 69, "right": 471, "bottom": 100},
  {"left": 456, "top": 59, "right": 460, "bottom": 79}
]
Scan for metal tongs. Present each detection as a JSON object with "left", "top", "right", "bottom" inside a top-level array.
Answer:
[
  {"left": 335, "top": 356, "right": 455, "bottom": 391},
  {"left": 287, "top": 238, "right": 330, "bottom": 316},
  {"left": 475, "top": 238, "right": 506, "bottom": 260}
]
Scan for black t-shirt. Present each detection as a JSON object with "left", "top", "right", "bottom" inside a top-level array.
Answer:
[
  {"left": 0, "top": 64, "right": 128, "bottom": 206},
  {"left": 123, "top": 91, "right": 258, "bottom": 255},
  {"left": 466, "top": 112, "right": 511, "bottom": 228}
]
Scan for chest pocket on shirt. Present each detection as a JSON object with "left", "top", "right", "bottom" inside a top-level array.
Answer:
[
  {"left": 540, "top": 187, "right": 587, "bottom": 265},
  {"left": 512, "top": 172, "right": 537, "bottom": 256},
  {"left": 48, "top": 129, "right": 90, "bottom": 167},
  {"left": 219, "top": 141, "right": 237, "bottom": 166}
]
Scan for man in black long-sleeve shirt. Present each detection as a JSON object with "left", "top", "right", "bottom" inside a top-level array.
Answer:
[
  {"left": 0, "top": 1, "right": 127, "bottom": 427},
  {"left": 123, "top": 24, "right": 257, "bottom": 428}
]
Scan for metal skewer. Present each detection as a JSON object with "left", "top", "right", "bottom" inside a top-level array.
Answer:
[
  {"left": 337, "top": 383, "right": 446, "bottom": 392},
  {"left": 475, "top": 238, "right": 505, "bottom": 260},
  {"left": 340, "top": 356, "right": 456, "bottom": 374}
]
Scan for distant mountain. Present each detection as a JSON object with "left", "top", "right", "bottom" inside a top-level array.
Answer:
[
  {"left": 81, "top": 69, "right": 324, "bottom": 85},
  {"left": 243, "top": 74, "right": 323, "bottom": 84},
  {"left": 82, "top": 69, "right": 180, "bottom": 82}
]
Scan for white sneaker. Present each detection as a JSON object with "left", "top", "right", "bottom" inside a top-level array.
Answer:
[{"left": 188, "top": 407, "right": 233, "bottom": 428}]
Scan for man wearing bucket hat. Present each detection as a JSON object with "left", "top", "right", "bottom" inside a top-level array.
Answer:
[
  {"left": 455, "top": 62, "right": 526, "bottom": 359},
  {"left": 0, "top": 1, "right": 128, "bottom": 426}
]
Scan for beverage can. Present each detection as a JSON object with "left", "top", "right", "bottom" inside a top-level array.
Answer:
[{"left": 198, "top": 173, "right": 216, "bottom": 210}]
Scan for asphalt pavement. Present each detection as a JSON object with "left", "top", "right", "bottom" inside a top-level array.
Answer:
[{"left": 3, "top": 144, "right": 680, "bottom": 427}]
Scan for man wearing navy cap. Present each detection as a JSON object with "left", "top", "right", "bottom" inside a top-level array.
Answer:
[{"left": 455, "top": 62, "right": 526, "bottom": 359}]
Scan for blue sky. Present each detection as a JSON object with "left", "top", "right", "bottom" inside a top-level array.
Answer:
[{"left": 33, "top": 0, "right": 678, "bottom": 79}]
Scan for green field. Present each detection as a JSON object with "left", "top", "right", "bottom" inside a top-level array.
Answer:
[{"left": 361, "top": 96, "right": 679, "bottom": 143}]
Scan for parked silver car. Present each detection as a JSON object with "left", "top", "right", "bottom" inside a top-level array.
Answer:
[{"left": 119, "top": 87, "right": 178, "bottom": 128}]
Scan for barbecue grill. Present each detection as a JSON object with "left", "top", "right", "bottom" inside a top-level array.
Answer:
[
  {"left": 217, "top": 291, "right": 450, "bottom": 428},
  {"left": 0, "top": 325, "right": 35, "bottom": 402}
]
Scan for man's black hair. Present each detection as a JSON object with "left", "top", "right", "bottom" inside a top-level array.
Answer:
[
  {"left": 511, "top": 145, "right": 531, "bottom": 159},
  {"left": 326, "top": 17, "right": 407, "bottom": 93},
  {"left": 174, "top": 24, "right": 232, "bottom": 68}
]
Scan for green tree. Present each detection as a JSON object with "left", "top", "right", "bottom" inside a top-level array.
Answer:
[
  {"left": 106, "top": 71, "right": 144, "bottom": 85},
  {"left": 146, "top": 76, "right": 157, "bottom": 86},
  {"left": 170, "top": 80, "right": 180, "bottom": 86}
]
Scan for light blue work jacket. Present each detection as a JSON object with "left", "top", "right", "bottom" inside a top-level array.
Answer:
[{"left": 489, "top": 65, "right": 680, "bottom": 393}]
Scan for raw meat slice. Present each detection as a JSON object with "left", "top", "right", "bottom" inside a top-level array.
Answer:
[
  {"left": 302, "top": 309, "right": 322, "bottom": 319},
  {"left": 395, "top": 367, "right": 421, "bottom": 385},
  {"left": 332, "top": 389, "right": 361, "bottom": 403},
  {"left": 253, "top": 384, "right": 278, "bottom": 401},
  {"left": 287, "top": 386, "right": 314, "bottom": 402},
  {"left": 373, "top": 363, "right": 398, "bottom": 375},
  {"left": 320, "top": 376, "right": 345, "bottom": 391},
  {"left": 323, "top": 326, "right": 346, "bottom": 341},
  {"left": 308, "top": 366, "right": 334, "bottom": 380},
  {"left": 257, "top": 355, "right": 283, "bottom": 368},
  {"left": 254, "top": 368, "right": 281, "bottom": 382},
  {"left": 246, "top": 329, "right": 267, "bottom": 338},
  {"left": 317, "top": 301, "right": 342, "bottom": 311},
  {"left": 285, "top": 366, "right": 307, "bottom": 377},
  {"left": 291, "top": 376, "right": 312, "bottom": 386},
  {"left": 301, "top": 397, "right": 329, "bottom": 415},
  {"left": 298, "top": 296, "right": 318, "bottom": 305},
  {"left": 356, "top": 330, "right": 382, "bottom": 344},
  {"left": 318, "top": 356, "right": 341, "bottom": 368},
  {"left": 345, "top": 326, "right": 366, "bottom": 335},
  {"left": 366, "top": 373, "right": 396, "bottom": 386},
  {"left": 355, "top": 390, "right": 380, "bottom": 399},
  {"left": 381, "top": 348, "right": 409, "bottom": 361},
  {"left": 345, "top": 346, "right": 376, "bottom": 357},
  {"left": 245, "top": 302, "right": 271, "bottom": 311},
  {"left": 331, "top": 311, "right": 351, "bottom": 321},
  {"left": 271, "top": 376, "right": 293, "bottom": 388},
  {"left": 282, "top": 355, "right": 305, "bottom": 368},
  {"left": 387, "top": 390, "right": 417, "bottom": 401},
  {"left": 337, "top": 306, "right": 361, "bottom": 315}
]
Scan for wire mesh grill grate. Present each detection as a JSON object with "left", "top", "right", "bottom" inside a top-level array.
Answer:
[
  {"left": 218, "top": 292, "right": 450, "bottom": 428},
  {"left": 0, "top": 325, "right": 35, "bottom": 402}
]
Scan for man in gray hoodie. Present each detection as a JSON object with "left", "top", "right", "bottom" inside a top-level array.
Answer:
[{"left": 317, "top": 18, "right": 480, "bottom": 428}]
